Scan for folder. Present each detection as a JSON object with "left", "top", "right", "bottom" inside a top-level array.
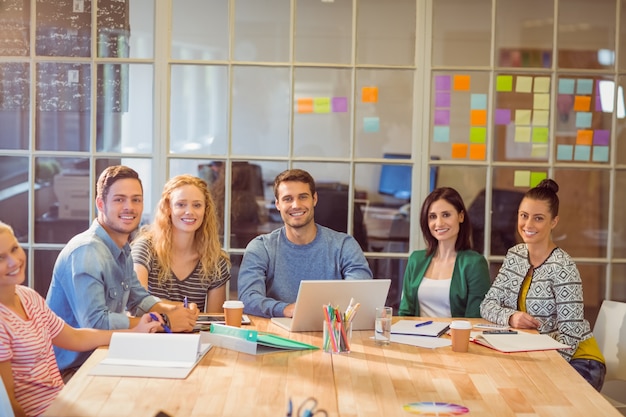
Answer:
[
  {"left": 473, "top": 332, "right": 570, "bottom": 353},
  {"left": 89, "top": 333, "right": 212, "bottom": 379},
  {"left": 203, "top": 323, "right": 319, "bottom": 355}
]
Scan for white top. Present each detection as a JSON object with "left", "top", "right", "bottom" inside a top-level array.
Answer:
[{"left": 417, "top": 277, "right": 452, "bottom": 318}]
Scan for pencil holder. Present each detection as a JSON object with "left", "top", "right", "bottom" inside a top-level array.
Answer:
[{"left": 322, "top": 320, "right": 352, "bottom": 353}]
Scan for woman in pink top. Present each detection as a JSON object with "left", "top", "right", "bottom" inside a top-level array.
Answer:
[{"left": 0, "top": 221, "right": 161, "bottom": 417}]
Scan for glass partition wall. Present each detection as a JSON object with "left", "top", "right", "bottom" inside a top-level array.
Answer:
[{"left": 2, "top": 0, "right": 626, "bottom": 317}]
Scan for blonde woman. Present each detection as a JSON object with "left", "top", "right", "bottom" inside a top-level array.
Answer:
[
  {"left": 132, "top": 175, "right": 231, "bottom": 313},
  {"left": 0, "top": 221, "right": 161, "bottom": 417}
]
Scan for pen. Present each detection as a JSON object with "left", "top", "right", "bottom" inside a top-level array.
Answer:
[
  {"left": 149, "top": 312, "right": 172, "bottom": 333},
  {"left": 184, "top": 296, "right": 188, "bottom": 309},
  {"left": 415, "top": 320, "right": 433, "bottom": 328}
]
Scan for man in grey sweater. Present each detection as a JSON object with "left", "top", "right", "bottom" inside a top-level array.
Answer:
[{"left": 238, "top": 169, "right": 373, "bottom": 318}]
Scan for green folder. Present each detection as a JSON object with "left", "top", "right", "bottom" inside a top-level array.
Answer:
[{"left": 208, "top": 324, "right": 318, "bottom": 354}]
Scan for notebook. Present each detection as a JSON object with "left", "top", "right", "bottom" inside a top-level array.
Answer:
[
  {"left": 270, "top": 279, "right": 391, "bottom": 332},
  {"left": 390, "top": 320, "right": 451, "bottom": 337},
  {"left": 473, "top": 331, "right": 570, "bottom": 353}
]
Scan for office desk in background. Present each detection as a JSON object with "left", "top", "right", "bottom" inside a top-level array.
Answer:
[{"left": 43, "top": 317, "right": 621, "bottom": 417}]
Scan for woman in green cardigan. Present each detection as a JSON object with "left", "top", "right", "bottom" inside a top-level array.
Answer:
[{"left": 398, "top": 187, "right": 491, "bottom": 318}]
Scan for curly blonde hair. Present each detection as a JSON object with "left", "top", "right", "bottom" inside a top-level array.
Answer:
[{"left": 138, "top": 175, "right": 230, "bottom": 286}]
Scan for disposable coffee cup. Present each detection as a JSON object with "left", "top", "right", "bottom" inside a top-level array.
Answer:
[
  {"left": 223, "top": 300, "right": 244, "bottom": 327},
  {"left": 450, "top": 320, "right": 472, "bottom": 352}
]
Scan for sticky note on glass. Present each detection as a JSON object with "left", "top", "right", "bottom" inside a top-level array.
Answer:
[
  {"left": 576, "top": 112, "right": 592, "bottom": 128},
  {"left": 496, "top": 75, "right": 513, "bottom": 92},
  {"left": 574, "top": 145, "right": 591, "bottom": 161},
  {"left": 469, "top": 144, "right": 486, "bottom": 160},
  {"left": 594, "top": 129, "right": 610, "bottom": 146},
  {"left": 451, "top": 143, "right": 468, "bottom": 159},
  {"left": 332, "top": 97, "right": 348, "bottom": 113},
  {"left": 495, "top": 109, "right": 511, "bottom": 125},
  {"left": 362, "top": 87, "right": 378, "bottom": 103},
  {"left": 592, "top": 146, "right": 609, "bottom": 163},
  {"left": 576, "top": 129, "right": 593, "bottom": 145},
  {"left": 558, "top": 78, "right": 575, "bottom": 95},
  {"left": 435, "top": 92, "right": 451, "bottom": 108},
  {"left": 532, "top": 127, "right": 549, "bottom": 143},
  {"left": 534, "top": 77, "right": 550, "bottom": 93},
  {"left": 471, "top": 94, "right": 487, "bottom": 109},
  {"left": 363, "top": 116, "right": 380, "bottom": 133},
  {"left": 434, "top": 109, "right": 450, "bottom": 126},
  {"left": 470, "top": 109, "right": 487, "bottom": 126},
  {"left": 533, "top": 110, "right": 549, "bottom": 126},
  {"left": 435, "top": 75, "right": 451, "bottom": 91},
  {"left": 556, "top": 144, "right": 574, "bottom": 161},
  {"left": 515, "top": 109, "right": 531, "bottom": 125},
  {"left": 297, "top": 98, "right": 314, "bottom": 113},
  {"left": 453, "top": 75, "right": 471, "bottom": 91},
  {"left": 470, "top": 127, "right": 486, "bottom": 143},
  {"left": 533, "top": 93, "right": 550, "bottom": 110},
  {"left": 433, "top": 126, "right": 450, "bottom": 143},
  {"left": 531, "top": 144, "right": 548, "bottom": 158},
  {"left": 515, "top": 126, "right": 531, "bottom": 142},
  {"left": 574, "top": 96, "right": 591, "bottom": 112},
  {"left": 530, "top": 171, "right": 547, "bottom": 187},
  {"left": 314, "top": 97, "right": 331, "bottom": 113},
  {"left": 514, "top": 170, "right": 531, "bottom": 187},
  {"left": 516, "top": 76, "right": 533, "bottom": 93},
  {"left": 577, "top": 79, "right": 593, "bottom": 95}
]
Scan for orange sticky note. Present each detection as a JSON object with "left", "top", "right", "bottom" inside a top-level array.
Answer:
[
  {"left": 451, "top": 143, "right": 468, "bottom": 159},
  {"left": 469, "top": 144, "right": 486, "bottom": 160},
  {"left": 470, "top": 109, "right": 487, "bottom": 126},
  {"left": 573, "top": 96, "right": 591, "bottom": 112},
  {"left": 453, "top": 75, "right": 471, "bottom": 91},
  {"left": 362, "top": 87, "right": 378, "bottom": 103},
  {"left": 297, "top": 98, "right": 313, "bottom": 113},
  {"left": 576, "top": 129, "right": 594, "bottom": 145}
]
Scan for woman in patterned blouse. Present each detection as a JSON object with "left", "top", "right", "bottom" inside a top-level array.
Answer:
[{"left": 480, "top": 179, "right": 606, "bottom": 391}]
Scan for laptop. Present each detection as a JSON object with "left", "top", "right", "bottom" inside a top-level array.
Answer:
[{"left": 270, "top": 279, "right": 392, "bottom": 332}]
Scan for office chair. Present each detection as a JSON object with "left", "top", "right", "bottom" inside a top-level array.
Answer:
[{"left": 593, "top": 300, "right": 626, "bottom": 415}]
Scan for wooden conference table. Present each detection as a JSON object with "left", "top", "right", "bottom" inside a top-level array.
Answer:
[{"left": 44, "top": 317, "right": 621, "bottom": 417}]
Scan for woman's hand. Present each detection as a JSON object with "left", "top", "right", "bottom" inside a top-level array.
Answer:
[
  {"left": 132, "top": 313, "right": 164, "bottom": 333},
  {"left": 509, "top": 311, "right": 541, "bottom": 329}
]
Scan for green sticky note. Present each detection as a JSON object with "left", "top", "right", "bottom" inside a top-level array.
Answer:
[
  {"left": 314, "top": 97, "right": 331, "bottom": 113},
  {"left": 532, "top": 127, "right": 549, "bottom": 143},
  {"left": 530, "top": 172, "right": 547, "bottom": 187},
  {"left": 496, "top": 75, "right": 513, "bottom": 92},
  {"left": 469, "top": 127, "right": 487, "bottom": 143}
]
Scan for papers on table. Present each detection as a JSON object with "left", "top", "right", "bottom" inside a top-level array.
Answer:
[
  {"left": 89, "top": 333, "right": 212, "bottom": 379},
  {"left": 390, "top": 320, "right": 451, "bottom": 337},
  {"left": 473, "top": 332, "right": 570, "bottom": 353}
]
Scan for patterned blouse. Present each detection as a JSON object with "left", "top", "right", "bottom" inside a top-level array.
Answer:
[{"left": 480, "top": 243, "right": 593, "bottom": 361}]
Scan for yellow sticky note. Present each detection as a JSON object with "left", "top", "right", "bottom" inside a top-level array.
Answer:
[
  {"left": 313, "top": 97, "right": 331, "bottom": 113},
  {"left": 297, "top": 98, "right": 314, "bottom": 113},
  {"left": 515, "top": 126, "right": 531, "bottom": 142},
  {"left": 453, "top": 75, "right": 471, "bottom": 91},
  {"left": 533, "top": 93, "right": 550, "bottom": 110},
  {"left": 515, "top": 109, "right": 532, "bottom": 125},
  {"left": 451, "top": 143, "right": 468, "bottom": 159},
  {"left": 533, "top": 110, "right": 549, "bottom": 126},
  {"left": 516, "top": 76, "right": 533, "bottom": 93},
  {"left": 514, "top": 170, "right": 531, "bottom": 187},
  {"left": 531, "top": 144, "right": 548, "bottom": 158},
  {"left": 533, "top": 77, "right": 550, "bottom": 93},
  {"left": 362, "top": 87, "right": 378, "bottom": 103}
]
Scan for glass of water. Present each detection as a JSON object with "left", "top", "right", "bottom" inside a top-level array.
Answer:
[{"left": 374, "top": 306, "right": 392, "bottom": 346}]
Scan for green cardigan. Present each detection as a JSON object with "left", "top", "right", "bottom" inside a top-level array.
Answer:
[{"left": 398, "top": 249, "right": 491, "bottom": 318}]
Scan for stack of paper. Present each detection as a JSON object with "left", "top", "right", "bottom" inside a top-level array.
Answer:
[{"left": 388, "top": 320, "right": 452, "bottom": 349}]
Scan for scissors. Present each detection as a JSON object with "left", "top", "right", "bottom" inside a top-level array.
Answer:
[{"left": 296, "top": 397, "right": 328, "bottom": 417}]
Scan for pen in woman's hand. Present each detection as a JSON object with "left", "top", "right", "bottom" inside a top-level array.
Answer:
[{"left": 184, "top": 296, "right": 188, "bottom": 309}]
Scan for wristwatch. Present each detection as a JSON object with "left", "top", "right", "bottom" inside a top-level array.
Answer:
[{"left": 160, "top": 313, "right": 171, "bottom": 331}]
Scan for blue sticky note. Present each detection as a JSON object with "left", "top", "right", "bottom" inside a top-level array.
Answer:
[
  {"left": 470, "top": 94, "right": 487, "bottom": 110},
  {"left": 363, "top": 117, "right": 380, "bottom": 133},
  {"left": 558, "top": 78, "right": 575, "bottom": 94},
  {"left": 556, "top": 144, "right": 574, "bottom": 161},
  {"left": 574, "top": 145, "right": 591, "bottom": 161},
  {"left": 592, "top": 146, "right": 609, "bottom": 162},
  {"left": 575, "top": 112, "right": 592, "bottom": 128},
  {"left": 433, "top": 126, "right": 450, "bottom": 143},
  {"left": 577, "top": 79, "right": 594, "bottom": 95}
]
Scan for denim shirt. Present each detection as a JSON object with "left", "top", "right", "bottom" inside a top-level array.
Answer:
[{"left": 46, "top": 219, "right": 159, "bottom": 370}]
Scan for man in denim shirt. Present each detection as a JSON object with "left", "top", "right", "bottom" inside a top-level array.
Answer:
[{"left": 46, "top": 166, "right": 199, "bottom": 375}]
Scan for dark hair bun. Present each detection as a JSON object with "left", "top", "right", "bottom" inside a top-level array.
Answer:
[{"left": 537, "top": 178, "right": 559, "bottom": 194}]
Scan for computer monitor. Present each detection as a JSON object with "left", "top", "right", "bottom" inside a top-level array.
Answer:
[{"left": 378, "top": 153, "right": 412, "bottom": 200}]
